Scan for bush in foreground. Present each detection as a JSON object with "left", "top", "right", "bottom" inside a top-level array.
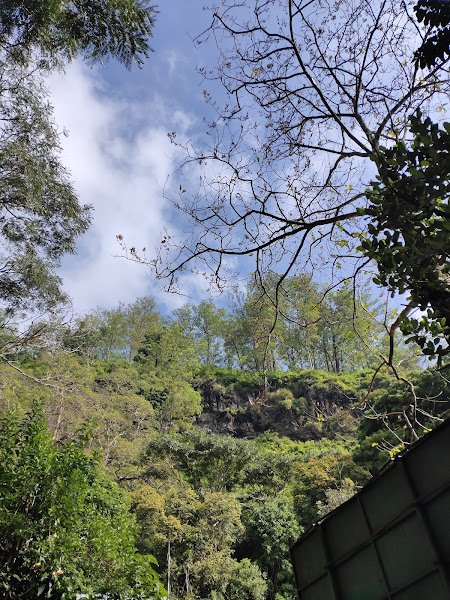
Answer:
[{"left": 0, "top": 402, "right": 165, "bottom": 599}]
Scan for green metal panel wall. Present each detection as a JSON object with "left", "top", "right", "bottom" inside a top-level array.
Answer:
[{"left": 290, "top": 419, "right": 450, "bottom": 599}]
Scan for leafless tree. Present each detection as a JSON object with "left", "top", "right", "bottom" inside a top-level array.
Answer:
[
  {"left": 120, "top": 0, "right": 450, "bottom": 436},
  {"left": 145, "top": 0, "right": 449, "bottom": 290}
]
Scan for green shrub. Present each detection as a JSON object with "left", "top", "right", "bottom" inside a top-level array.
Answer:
[
  {"left": 268, "top": 388, "right": 295, "bottom": 411},
  {"left": 0, "top": 402, "right": 165, "bottom": 600},
  {"left": 292, "top": 396, "right": 307, "bottom": 412}
]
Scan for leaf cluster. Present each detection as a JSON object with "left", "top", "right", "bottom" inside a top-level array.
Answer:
[
  {"left": 363, "top": 112, "right": 450, "bottom": 362},
  {"left": 414, "top": 0, "right": 450, "bottom": 68},
  {"left": 0, "top": 0, "right": 156, "bottom": 68}
]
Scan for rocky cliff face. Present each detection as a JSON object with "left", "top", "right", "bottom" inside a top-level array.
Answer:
[{"left": 195, "top": 375, "right": 356, "bottom": 441}]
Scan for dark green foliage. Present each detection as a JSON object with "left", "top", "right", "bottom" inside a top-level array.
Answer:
[
  {"left": 196, "top": 365, "right": 361, "bottom": 398},
  {"left": 414, "top": 0, "right": 450, "bottom": 68},
  {"left": 0, "top": 402, "right": 165, "bottom": 599},
  {"left": 194, "top": 365, "right": 265, "bottom": 393},
  {"left": 363, "top": 112, "right": 450, "bottom": 363},
  {"left": 268, "top": 388, "right": 296, "bottom": 411},
  {"left": 63, "top": 297, "right": 161, "bottom": 362},
  {"left": 0, "top": 71, "right": 91, "bottom": 313},
  {"left": 135, "top": 322, "right": 197, "bottom": 373},
  {"left": 223, "top": 559, "right": 268, "bottom": 600},
  {"left": 240, "top": 497, "right": 301, "bottom": 600},
  {"left": 146, "top": 429, "right": 258, "bottom": 493},
  {"left": 134, "top": 435, "right": 269, "bottom": 599}
]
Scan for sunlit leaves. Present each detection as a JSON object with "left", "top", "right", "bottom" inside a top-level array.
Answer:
[
  {"left": 363, "top": 112, "right": 450, "bottom": 363},
  {"left": 0, "top": 403, "right": 165, "bottom": 599}
]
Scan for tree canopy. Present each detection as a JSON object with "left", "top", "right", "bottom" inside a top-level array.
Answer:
[
  {"left": 0, "top": 0, "right": 156, "bottom": 68},
  {"left": 0, "top": 70, "right": 91, "bottom": 314}
]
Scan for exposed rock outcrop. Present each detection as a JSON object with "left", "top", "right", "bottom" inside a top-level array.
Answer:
[{"left": 195, "top": 375, "right": 356, "bottom": 441}]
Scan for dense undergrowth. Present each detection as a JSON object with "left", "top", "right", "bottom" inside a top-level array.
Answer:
[{"left": 0, "top": 344, "right": 448, "bottom": 599}]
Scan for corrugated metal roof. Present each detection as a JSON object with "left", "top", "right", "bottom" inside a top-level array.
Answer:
[{"left": 290, "top": 419, "right": 450, "bottom": 599}]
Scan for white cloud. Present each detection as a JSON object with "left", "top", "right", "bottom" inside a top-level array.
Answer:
[
  {"left": 49, "top": 61, "right": 200, "bottom": 314},
  {"left": 164, "top": 50, "right": 181, "bottom": 78}
]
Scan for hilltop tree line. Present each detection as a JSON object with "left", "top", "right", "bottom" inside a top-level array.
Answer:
[{"left": 57, "top": 276, "right": 419, "bottom": 375}]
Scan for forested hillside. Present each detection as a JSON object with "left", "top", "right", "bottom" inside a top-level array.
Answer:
[{"left": 1, "top": 290, "right": 448, "bottom": 600}]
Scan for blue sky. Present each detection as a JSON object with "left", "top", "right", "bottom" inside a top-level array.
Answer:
[{"left": 51, "top": 2, "right": 221, "bottom": 315}]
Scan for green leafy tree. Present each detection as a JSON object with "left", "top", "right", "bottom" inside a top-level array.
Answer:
[
  {"left": 156, "top": 380, "right": 202, "bottom": 433},
  {"left": 94, "top": 307, "right": 129, "bottom": 360},
  {"left": 131, "top": 475, "right": 250, "bottom": 600},
  {"left": 135, "top": 321, "right": 197, "bottom": 375},
  {"left": 225, "top": 277, "right": 286, "bottom": 372},
  {"left": 0, "top": 402, "right": 165, "bottom": 599},
  {"left": 314, "top": 284, "right": 384, "bottom": 373},
  {"left": 135, "top": 321, "right": 200, "bottom": 431},
  {"left": 224, "top": 275, "right": 389, "bottom": 374},
  {"left": 277, "top": 276, "right": 322, "bottom": 371},
  {"left": 0, "top": 0, "right": 155, "bottom": 320},
  {"left": 0, "top": 0, "right": 156, "bottom": 68},
  {"left": 223, "top": 310, "right": 251, "bottom": 370},
  {"left": 65, "top": 297, "right": 160, "bottom": 362},
  {"left": 240, "top": 496, "right": 301, "bottom": 600},
  {"left": 61, "top": 314, "right": 102, "bottom": 360},
  {"left": 223, "top": 559, "right": 268, "bottom": 600},
  {"left": 0, "top": 353, "right": 158, "bottom": 476},
  {"left": 363, "top": 112, "right": 450, "bottom": 365},
  {"left": 242, "top": 277, "right": 284, "bottom": 372},
  {"left": 138, "top": 432, "right": 277, "bottom": 600},
  {"left": 175, "top": 300, "right": 228, "bottom": 365},
  {"left": 124, "top": 296, "right": 160, "bottom": 361},
  {"left": 0, "top": 71, "right": 91, "bottom": 314}
]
